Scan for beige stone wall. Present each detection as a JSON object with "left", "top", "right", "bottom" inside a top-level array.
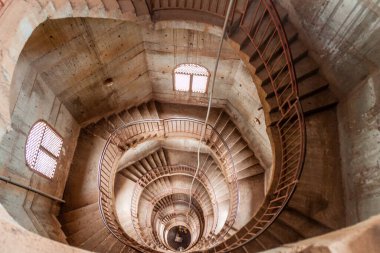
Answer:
[
  {"left": 0, "top": 50, "right": 80, "bottom": 241},
  {"left": 338, "top": 70, "right": 380, "bottom": 225}
]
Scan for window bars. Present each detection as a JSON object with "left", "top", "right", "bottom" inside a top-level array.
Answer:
[{"left": 25, "top": 121, "right": 63, "bottom": 179}]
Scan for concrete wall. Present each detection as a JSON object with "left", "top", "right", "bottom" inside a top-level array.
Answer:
[
  {"left": 338, "top": 70, "right": 380, "bottom": 225},
  {"left": 290, "top": 108, "right": 346, "bottom": 230},
  {"left": 0, "top": 52, "right": 80, "bottom": 241}
]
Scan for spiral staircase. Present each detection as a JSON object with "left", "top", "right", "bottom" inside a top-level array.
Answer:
[
  {"left": 0, "top": 0, "right": 346, "bottom": 252},
  {"left": 58, "top": 0, "right": 341, "bottom": 252}
]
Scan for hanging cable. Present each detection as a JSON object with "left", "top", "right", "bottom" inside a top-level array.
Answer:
[{"left": 187, "top": 0, "right": 235, "bottom": 221}]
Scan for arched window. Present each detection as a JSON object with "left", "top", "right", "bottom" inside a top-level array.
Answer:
[
  {"left": 25, "top": 121, "right": 63, "bottom": 179},
  {"left": 174, "top": 64, "right": 210, "bottom": 93}
]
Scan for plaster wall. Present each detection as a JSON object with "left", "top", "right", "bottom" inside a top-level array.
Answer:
[
  {"left": 0, "top": 53, "right": 80, "bottom": 241},
  {"left": 338, "top": 70, "right": 380, "bottom": 225}
]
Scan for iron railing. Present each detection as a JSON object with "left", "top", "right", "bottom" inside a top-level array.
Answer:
[
  {"left": 98, "top": 118, "right": 240, "bottom": 252},
  {"left": 147, "top": 0, "right": 305, "bottom": 252},
  {"left": 147, "top": 0, "right": 244, "bottom": 25}
]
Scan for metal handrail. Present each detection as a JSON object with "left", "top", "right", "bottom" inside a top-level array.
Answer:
[
  {"left": 147, "top": 0, "right": 243, "bottom": 26},
  {"left": 0, "top": 175, "right": 65, "bottom": 203},
  {"left": 147, "top": 0, "right": 305, "bottom": 252},
  {"left": 98, "top": 118, "right": 240, "bottom": 252}
]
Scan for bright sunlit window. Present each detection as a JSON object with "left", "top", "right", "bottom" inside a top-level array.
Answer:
[
  {"left": 25, "top": 121, "right": 63, "bottom": 179},
  {"left": 174, "top": 64, "right": 210, "bottom": 93}
]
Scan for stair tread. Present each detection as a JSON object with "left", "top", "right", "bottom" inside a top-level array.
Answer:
[
  {"left": 81, "top": 226, "right": 110, "bottom": 250},
  {"left": 266, "top": 74, "right": 330, "bottom": 110},
  {"left": 67, "top": 218, "right": 105, "bottom": 246},
  {"left": 62, "top": 209, "right": 102, "bottom": 235},
  {"left": 60, "top": 202, "right": 98, "bottom": 223},
  {"left": 93, "top": 233, "right": 117, "bottom": 252}
]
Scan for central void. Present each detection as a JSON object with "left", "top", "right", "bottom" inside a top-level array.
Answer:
[{"left": 167, "top": 226, "right": 191, "bottom": 251}]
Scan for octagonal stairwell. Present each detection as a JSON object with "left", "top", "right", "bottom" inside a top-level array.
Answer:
[
  {"left": 60, "top": 100, "right": 267, "bottom": 252},
  {"left": 0, "top": 0, "right": 350, "bottom": 252},
  {"left": 55, "top": 0, "right": 346, "bottom": 250},
  {"left": 114, "top": 147, "right": 265, "bottom": 249}
]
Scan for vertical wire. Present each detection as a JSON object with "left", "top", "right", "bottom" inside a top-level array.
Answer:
[{"left": 187, "top": 0, "right": 235, "bottom": 222}]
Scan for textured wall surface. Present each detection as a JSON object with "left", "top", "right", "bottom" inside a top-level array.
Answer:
[
  {"left": 338, "top": 70, "right": 380, "bottom": 225},
  {"left": 0, "top": 51, "right": 80, "bottom": 241}
]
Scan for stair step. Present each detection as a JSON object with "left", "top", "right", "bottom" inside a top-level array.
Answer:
[
  {"left": 266, "top": 74, "right": 330, "bottom": 111},
  {"left": 81, "top": 226, "right": 110, "bottom": 250},
  {"left": 135, "top": 161, "right": 148, "bottom": 174},
  {"left": 117, "top": 0, "right": 134, "bottom": 13},
  {"left": 237, "top": 165, "right": 264, "bottom": 180},
  {"left": 86, "top": 121, "right": 110, "bottom": 140},
  {"left": 139, "top": 103, "right": 151, "bottom": 119},
  {"left": 294, "top": 57, "right": 320, "bottom": 84},
  {"left": 267, "top": 217, "right": 304, "bottom": 244},
  {"left": 290, "top": 39, "right": 309, "bottom": 63},
  {"left": 52, "top": 0, "right": 73, "bottom": 12},
  {"left": 119, "top": 109, "right": 134, "bottom": 123},
  {"left": 239, "top": 21, "right": 298, "bottom": 68},
  {"left": 67, "top": 218, "right": 105, "bottom": 246},
  {"left": 214, "top": 112, "right": 230, "bottom": 133},
  {"left": 87, "top": 0, "right": 104, "bottom": 9},
  {"left": 121, "top": 166, "right": 141, "bottom": 181},
  {"left": 301, "top": 88, "right": 338, "bottom": 116},
  {"left": 129, "top": 107, "right": 143, "bottom": 121},
  {"left": 68, "top": 0, "right": 90, "bottom": 15},
  {"left": 147, "top": 101, "right": 160, "bottom": 119},
  {"left": 269, "top": 86, "right": 338, "bottom": 125},
  {"left": 102, "top": 0, "right": 122, "bottom": 12},
  {"left": 131, "top": 0, "right": 150, "bottom": 16},
  {"left": 158, "top": 148, "right": 167, "bottom": 166},
  {"left": 220, "top": 122, "right": 235, "bottom": 139},
  {"left": 107, "top": 114, "right": 125, "bottom": 131},
  {"left": 152, "top": 151, "right": 163, "bottom": 167},
  {"left": 233, "top": 147, "right": 256, "bottom": 164},
  {"left": 256, "top": 230, "right": 282, "bottom": 250},
  {"left": 60, "top": 202, "right": 98, "bottom": 224},
  {"left": 241, "top": 238, "right": 265, "bottom": 252},
  {"left": 93, "top": 233, "right": 117, "bottom": 252},
  {"left": 238, "top": 151, "right": 260, "bottom": 166},
  {"left": 278, "top": 207, "right": 331, "bottom": 239},
  {"left": 62, "top": 209, "right": 102, "bottom": 235}
]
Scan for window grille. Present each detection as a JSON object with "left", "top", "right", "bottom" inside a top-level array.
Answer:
[
  {"left": 174, "top": 64, "right": 209, "bottom": 93},
  {"left": 25, "top": 121, "right": 63, "bottom": 179}
]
